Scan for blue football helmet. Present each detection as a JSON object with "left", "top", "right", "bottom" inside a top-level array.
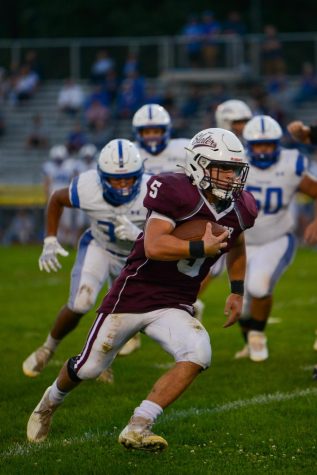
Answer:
[
  {"left": 97, "top": 139, "right": 143, "bottom": 206},
  {"left": 243, "top": 115, "right": 282, "bottom": 169},
  {"left": 132, "top": 104, "right": 171, "bottom": 155}
]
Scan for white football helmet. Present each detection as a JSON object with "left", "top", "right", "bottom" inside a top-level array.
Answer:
[
  {"left": 215, "top": 100, "right": 252, "bottom": 132},
  {"left": 185, "top": 128, "right": 249, "bottom": 201},
  {"left": 243, "top": 115, "right": 283, "bottom": 169},
  {"left": 132, "top": 104, "right": 171, "bottom": 154},
  {"left": 97, "top": 139, "right": 143, "bottom": 206},
  {"left": 79, "top": 144, "right": 97, "bottom": 161},
  {"left": 49, "top": 144, "right": 68, "bottom": 163}
]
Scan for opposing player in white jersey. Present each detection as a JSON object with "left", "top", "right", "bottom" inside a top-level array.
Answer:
[
  {"left": 23, "top": 139, "right": 149, "bottom": 382},
  {"left": 132, "top": 103, "right": 189, "bottom": 174},
  {"left": 200, "top": 99, "right": 253, "bottom": 289},
  {"left": 215, "top": 99, "right": 252, "bottom": 141},
  {"left": 43, "top": 144, "right": 79, "bottom": 246},
  {"left": 116, "top": 103, "right": 193, "bottom": 354},
  {"left": 235, "top": 115, "right": 317, "bottom": 361}
]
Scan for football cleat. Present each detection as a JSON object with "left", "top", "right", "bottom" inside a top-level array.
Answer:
[
  {"left": 118, "top": 334, "right": 141, "bottom": 356},
  {"left": 97, "top": 367, "right": 114, "bottom": 384},
  {"left": 118, "top": 416, "right": 168, "bottom": 451},
  {"left": 23, "top": 346, "right": 54, "bottom": 377},
  {"left": 193, "top": 299, "right": 205, "bottom": 322},
  {"left": 234, "top": 344, "right": 249, "bottom": 359},
  {"left": 313, "top": 365, "right": 317, "bottom": 381},
  {"left": 248, "top": 330, "right": 268, "bottom": 362},
  {"left": 27, "top": 387, "right": 59, "bottom": 443}
]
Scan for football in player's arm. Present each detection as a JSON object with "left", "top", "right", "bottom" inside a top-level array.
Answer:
[{"left": 26, "top": 127, "right": 257, "bottom": 451}]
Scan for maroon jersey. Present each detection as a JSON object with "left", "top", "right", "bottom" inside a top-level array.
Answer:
[{"left": 98, "top": 173, "right": 257, "bottom": 315}]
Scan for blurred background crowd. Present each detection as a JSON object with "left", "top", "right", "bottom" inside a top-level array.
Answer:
[{"left": 1, "top": 2, "right": 317, "bottom": 246}]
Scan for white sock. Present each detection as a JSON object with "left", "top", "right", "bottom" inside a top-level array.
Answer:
[
  {"left": 133, "top": 400, "right": 163, "bottom": 423},
  {"left": 44, "top": 334, "right": 60, "bottom": 352},
  {"left": 49, "top": 380, "right": 69, "bottom": 405}
]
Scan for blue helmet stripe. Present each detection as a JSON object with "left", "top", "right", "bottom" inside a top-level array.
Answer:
[
  {"left": 118, "top": 140, "right": 124, "bottom": 168},
  {"left": 260, "top": 117, "right": 265, "bottom": 133},
  {"left": 148, "top": 105, "right": 153, "bottom": 120}
]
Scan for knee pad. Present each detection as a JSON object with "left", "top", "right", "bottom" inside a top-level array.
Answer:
[
  {"left": 246, "top": 273, "right": 270, "bottom": 299},
  {"left": 70, "top": 284, "right": 97, "bottom": 314}
]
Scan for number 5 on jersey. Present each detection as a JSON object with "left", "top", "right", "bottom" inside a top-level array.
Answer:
[{"left": 149, "top": 180, "right": 162, "bottom": 198}]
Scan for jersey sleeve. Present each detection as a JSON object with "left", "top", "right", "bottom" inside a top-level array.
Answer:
[
  {"left": 68, "top": 170, "right": 97, "bottom": 209},
  {"left": 144, "top": 174, "right": 200, "bottom": 221},
  {"left": 69, "top": 175, "right": 80, "bottom": 208},
  {"left": 238, "top": 191, "right": 258, "bottom": 229}
]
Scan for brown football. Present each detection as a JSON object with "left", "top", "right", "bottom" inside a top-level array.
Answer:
[{"left": 171, "top": 219, "right": 226, "bottom": 241}]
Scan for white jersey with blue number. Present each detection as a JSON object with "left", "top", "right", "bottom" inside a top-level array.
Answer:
[
  {"left": 245, "top": 148, "right": 309, "bottom": 245},
  {"left": 136, "top": 138, "right": 189, "bottom": 175},
  {"left": 69, "top": 169, "right": 150, "bottom": 255}
]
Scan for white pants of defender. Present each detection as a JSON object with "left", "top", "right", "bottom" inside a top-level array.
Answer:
[
  {"left": 68, "top": 230, "right": 126, "bottom": 314},
  {"left": 73, "top": 309, "right": 212, "bottom": 380},
  {"left": 242, "top": 233, "right": 296, "bottom": 316}
]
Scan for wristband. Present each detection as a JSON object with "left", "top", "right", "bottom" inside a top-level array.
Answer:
[
  {"left": 230, "top": 280, "right": 244, "bottom": 296},
  {"left": 189, "top": 240, "right": 205, "bottom": 258}
]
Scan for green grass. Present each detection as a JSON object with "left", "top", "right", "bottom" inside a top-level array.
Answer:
[{"left": 1, "top": 245, "right": 317, "bottom": 474}]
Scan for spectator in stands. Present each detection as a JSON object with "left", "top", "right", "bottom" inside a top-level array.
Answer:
[
  {"left": 24, "top": 50, "right": 44, "bottom": 80},
  {"left": 12, "top": 64, "right": 39, "bottom": 104},
  {"left": 66, "top": 122, "right": 87, "bottom": 155},
  {"left": 84, "top": 98, "right": 110, "bottom": 130},
  {"left": 123, "top": 51, "right": 140, "bottom": 77},
  {"left": 181, "top": 14, "right": 203, "bottom": 68},
  {"left": 85, "top": 84, "right": 110, "bottom": 109},
  {"left": 57, "top": 78, "right": 84, "bottom": 117},
  {"left": 201, "top": 10, "right": 221, "bottom": 68},
  {"left": 25, "top": 113, "right": 49, "bottom": 150},
  {"left": 222, "top": 10, "right": 247, "bottom": 36},
  {"left": 87, "top": 118, "right": 115, "bottom": 150},
  {"left": 260, "top": 25, "right": 286, "bottom": 76},
  {"left": 90, "top": 49, "right": 115, "bottom": 84},
  {"left": 116, "top": 73, "right": 145, "bottom": 119},
  {"left": 104, "top": 69, "right": 119, "bottom": 105},
  {"left": 291, "top": 62, "right": 317, "bottom": 106}
]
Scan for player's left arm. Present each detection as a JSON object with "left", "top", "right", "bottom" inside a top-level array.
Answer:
[
  {"left": 298, "top": 174, "right": 317, "bottom": 244},
  {"left": 223, "top": 232, "right": 246, "bottom": 328}
]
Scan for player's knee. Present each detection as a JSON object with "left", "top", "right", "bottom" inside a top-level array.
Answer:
[
  {"left": 76, "top": 361, "right": 104, "bottom": 380},
  {"left": 180, "top": 329, "right": 212, "bottom": 369},
  {"left": 71, "top": 284, "right": 97, "bottom": 313},
  {"left": 247, "top": 274, "right": 270, "bottom": 299}
]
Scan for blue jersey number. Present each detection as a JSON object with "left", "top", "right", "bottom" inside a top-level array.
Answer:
[
  {"left": 246, "top": 186, "right": 283, "bottom": 214},
  {"left": 97, "top": 220, "right": 116, "bottom": 242}
]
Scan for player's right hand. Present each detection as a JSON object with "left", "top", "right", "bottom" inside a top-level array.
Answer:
[
  {"left": 39, "top": 236, "right": 69, "bottom": 272},
  {"left": 202, "top": 223, "right": 228, "bottom": 257}
]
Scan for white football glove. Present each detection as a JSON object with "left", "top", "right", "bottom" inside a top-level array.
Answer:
[
  {"left": 114, "top": 216, "right": 141, "bottom": 242},
  {"left": 39, "top": 236, "right": 69, "bottom": 273}
]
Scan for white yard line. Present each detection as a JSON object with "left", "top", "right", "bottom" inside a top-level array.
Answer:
[
  {"left": 2, "top": 387, "right": 317, "bottom": 459},
  {"left": 164, "top": 387, "right": 317, "bottom": 421}
]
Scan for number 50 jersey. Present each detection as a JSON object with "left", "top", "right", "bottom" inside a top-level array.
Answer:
[{"left": 245, "top": 148, "right": 310, "bottom": 246}]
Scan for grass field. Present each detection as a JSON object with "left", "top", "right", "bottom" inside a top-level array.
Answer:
[{"left": 1, "top": 245, "right": 317, "bottom": 475}]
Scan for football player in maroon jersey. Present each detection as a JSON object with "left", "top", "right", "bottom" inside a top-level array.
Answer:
[{"left": 27, "top": 128, "right": 257, "bottom": 451}]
